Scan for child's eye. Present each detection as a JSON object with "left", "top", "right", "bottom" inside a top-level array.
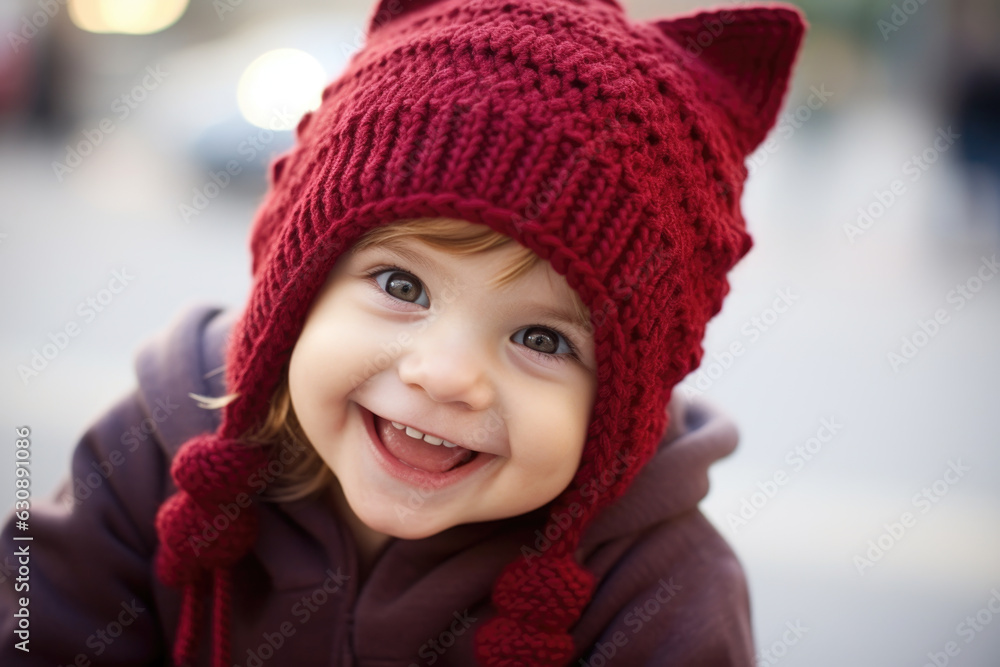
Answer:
[
  {"left": 513, "top": 326, "right": 579, "bottom": 365},
  {"left": 368, "top": 266, "right": 430, "bottom": 307}
]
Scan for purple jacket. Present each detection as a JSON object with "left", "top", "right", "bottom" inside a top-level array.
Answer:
[{"left": 0, "top": 303, "right": 754, "bottom": 666}]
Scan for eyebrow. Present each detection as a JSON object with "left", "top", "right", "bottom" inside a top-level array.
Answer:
[
  {"left": 357, "top": 240, "right": 592, "bottom": 339},
  {"left": 360, "top": 238, "right": 438, "bottom": 277}
]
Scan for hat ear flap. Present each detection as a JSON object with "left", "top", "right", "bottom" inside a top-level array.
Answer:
[{"left": 654, "top": 5, "right": 807, "bottom": 155}]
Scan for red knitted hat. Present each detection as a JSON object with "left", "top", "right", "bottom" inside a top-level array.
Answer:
[{"left": 154, "top": 1, "right": 806, "bottom": 664}]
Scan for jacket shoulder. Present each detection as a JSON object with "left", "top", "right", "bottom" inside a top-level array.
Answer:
[{"left": 575, "top": 510, "right": 754, "bottom": 666}]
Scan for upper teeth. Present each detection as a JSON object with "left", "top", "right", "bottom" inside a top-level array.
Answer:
[{"left": 390, "top": 421, "right": 460, "bottom": 448}]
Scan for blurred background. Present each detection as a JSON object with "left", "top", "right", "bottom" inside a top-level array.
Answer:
[{"left": 1, "top": 0, "right": 998, "bottom": 664}]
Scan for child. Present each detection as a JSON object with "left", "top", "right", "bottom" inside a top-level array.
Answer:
[{"left": 0, "top": 0, "right": 806, "bottom": 664}]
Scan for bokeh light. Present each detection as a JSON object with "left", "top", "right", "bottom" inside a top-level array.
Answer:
[
  {"left": 69, "top": 0, "right": 190, "bottom": 35},
  {"left": 237, "top": 48, "right": 325, "bottom": 131}
]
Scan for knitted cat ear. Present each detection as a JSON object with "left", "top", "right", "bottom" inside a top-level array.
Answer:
[{"left": 654, "top": 5, "right": 807, "bottom": 155}]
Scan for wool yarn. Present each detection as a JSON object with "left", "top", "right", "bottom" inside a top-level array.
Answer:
[{"left": 154, "top": 0, "right": 806, "bottom": 664}]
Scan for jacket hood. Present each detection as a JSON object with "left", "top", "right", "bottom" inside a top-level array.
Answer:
[{"left": 134, "top": 302, "right": 739, "bottom": 557}]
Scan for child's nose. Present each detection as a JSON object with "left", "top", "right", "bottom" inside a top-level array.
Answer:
[{"left": 395, "top": 325, "right": 495, "bottom": 410}]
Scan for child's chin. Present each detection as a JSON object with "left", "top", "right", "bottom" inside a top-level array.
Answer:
[{"left": 354, "top": 500, "right": 458, "bottom": 540}]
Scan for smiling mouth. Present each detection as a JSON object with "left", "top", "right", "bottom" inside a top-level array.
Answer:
[
  {"left": 374, "top": 413, "right": 479, "bottom": 473},
  {"left": 361, "top": 405, "right": 499, "bottom": 491}
]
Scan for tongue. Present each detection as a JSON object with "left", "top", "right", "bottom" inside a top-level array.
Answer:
[{"left": 376, "top": 415, "right": 474, "bottom": 473}]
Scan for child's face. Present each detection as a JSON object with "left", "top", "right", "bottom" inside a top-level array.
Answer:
[{"left": 288, "top": 221, "right": 597, "bottom": 540}]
